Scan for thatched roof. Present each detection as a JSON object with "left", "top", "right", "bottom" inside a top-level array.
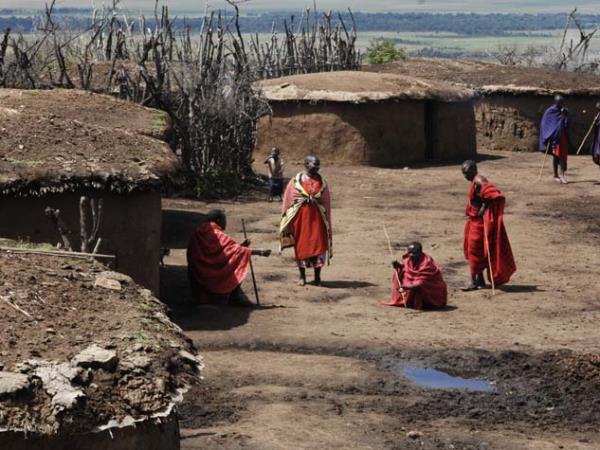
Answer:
[
  {"left": 0, "top": 88, "right": 171, "bottom": 141},
  {"left": 0, "top": 248, "right": 201, "bottom": 435},
  {"left": 365, "top": 58, "right": 600, "bottom": 96},
  {"left": 0, "top": 113, "right": 178, "bottom": 196},
  {"left": 0, "top": 89, "right": 179, "bottom": 197},
  {"left": 257, "top": 71, "right": 475, "bottom": 103}
]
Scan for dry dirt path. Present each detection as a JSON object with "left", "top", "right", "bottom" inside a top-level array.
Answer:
[{"left": 161, "top": 152, "right": 600, "bottom": 449}]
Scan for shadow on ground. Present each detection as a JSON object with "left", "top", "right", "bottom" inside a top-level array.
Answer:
[{"left": 161, "top": 264, "right": 258, "bottom": 331}]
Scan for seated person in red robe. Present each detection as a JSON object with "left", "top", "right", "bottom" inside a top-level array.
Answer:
[
  {"left": 187, "top": 209, "right": 271, "bottom": 306},
  {"left": 461, "top": 160, "right": 516, "bottom": 292},
  {"left": 383, "top": 242, "right": 447, "bottom": 310}
]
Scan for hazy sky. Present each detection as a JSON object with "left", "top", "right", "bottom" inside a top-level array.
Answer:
[{"left": 4, "top": 0, "right": 597, "bottom": 14}]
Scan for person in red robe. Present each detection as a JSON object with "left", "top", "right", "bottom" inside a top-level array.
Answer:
[
  {"left": 280, "top": 155, "right": 332, "bottom": 286},
  {"left": 187, "top": 209, "right": 271, "bottom": 306},
  {"left": 461, "top": 160, "right": 516, "bottom": 291},
  {"left": 383, "top": 242, "right": 447, "bottom": 310}
]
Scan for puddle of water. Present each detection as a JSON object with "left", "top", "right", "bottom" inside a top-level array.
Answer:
[{"left": 403, "top": 367, "right": 493, "bottom": 392}]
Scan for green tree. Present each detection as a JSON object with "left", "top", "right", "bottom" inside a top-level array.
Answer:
[{"left": 366, "top": 40, "right": 407, "bottom": 65}]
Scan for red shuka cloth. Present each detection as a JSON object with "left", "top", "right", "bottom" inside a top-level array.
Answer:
[
  {"left": 384, "top": 254, "right": 447, "bottom": 310},
  {"left": 464, "top": 181, "right": 516, "bottom": 285},
  {"left": 553, "top": 130, "right": 569, "bottom": 166},
  {"left": 282, "top": 174, "right": 331, "bottom": 261},
  {"left": 187, "top": 221, "right": 252, "bottom": 302}
]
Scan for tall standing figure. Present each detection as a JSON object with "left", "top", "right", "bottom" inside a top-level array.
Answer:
[
  {"left": 540, "top": 94, "right": 570, "bottom": 184},
  {"left": 280, "top": 155, "right": 332, "bottom": 286},
  {"left": 461, "top": 160, "right": 516, "bottom": 291}
]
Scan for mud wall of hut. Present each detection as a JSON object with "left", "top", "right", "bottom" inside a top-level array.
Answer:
[
  {"left": 0, "top": 412, "right": 180, "bottom": 450},
  {"left": 426, "top": 101, "right": 477, "bottom": 160},
  {"left": 255, "top": 100, "right": 476, "bottom": 166},
  {"left": 0, "top": 190, "right": 161, "bottom": 294},
  {"left": 476, "top": 94, "right": 600, "bottom": 152}
]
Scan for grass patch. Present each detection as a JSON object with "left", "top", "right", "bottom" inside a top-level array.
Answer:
[
  {"left": 0, "top": 239, "right": 56, "bottom": 251},
  {"left": 152, "top": 111, "right": 169, "bottom": 134}
]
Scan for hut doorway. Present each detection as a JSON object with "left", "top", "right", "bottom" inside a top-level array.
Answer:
[{"left": 424, "top": 100, "right": 437, "bottom": 159}]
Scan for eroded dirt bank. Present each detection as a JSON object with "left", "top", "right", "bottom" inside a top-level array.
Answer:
[{"left": 162, "top": 152, "right": 600, "bottom": 449}]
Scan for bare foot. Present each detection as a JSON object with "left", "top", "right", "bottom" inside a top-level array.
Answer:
[
  {"left": 560, "top": 176, "right": 568, "bottom": 184},
  {"left": 461, "top": 281, "right": 481, "bottom": 292},
  {"left": 298, "top": 278, "right": 306, "bottom": 286},
  {"left": 554, "top": 177, "right": 561, "bottom": 183}
]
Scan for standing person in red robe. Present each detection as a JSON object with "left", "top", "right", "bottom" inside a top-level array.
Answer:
[
  {"left": 383, "top": 242, "right": 447, "bottom": 310},
  {"left": 461, "top": 160, "right": 516, "bottom": 291},
  {"left": 187, "top": 209, "right": 271, "bottom": 306},
  {"left": 280, "top": 155, "right": 332, "bottom": 286}
]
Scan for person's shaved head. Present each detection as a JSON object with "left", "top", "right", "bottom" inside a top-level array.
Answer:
[
  {"left": 554, "top": 94, "right": 564, "bottom": 107},
  {"left": 461, "top": 160, "right": 478, "bottom": 181},
  {"left": 407, "top": 241, "right": 424, "bottom": 263},
  {"left": 596, "top": 101, "right": 600, "bottom": 110},
  {"left": 206, "top": 208, "right": 227, "bottom": 230},
  {"left": 407, "top": 242, "right": 423, "bottom": 255},
  {"left": 304, "top": 155, "right": 321, "bottom": 175}
]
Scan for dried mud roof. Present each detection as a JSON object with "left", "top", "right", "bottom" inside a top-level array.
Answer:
[
  {"left": 0, "top": 89, "right": 179, "bottom": 196},
  {"left": 366, "top": 57, "right": 600, "bottom": 95},
  {"left": 0, "top": 89, "right": 171, "bottom": 141},
  {"left": 257, "top": 71, "right": 475, "bottom": 103},
  {"left": 0, "top": 249, "right": 202, "bottom": 436}
]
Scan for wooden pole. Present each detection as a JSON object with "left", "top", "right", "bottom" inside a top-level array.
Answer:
[
  {"left": 383, "top": 224, "right": 395, "bottom": 261},
  {"left": 482, "top": 220, "right": 496, "bottom": 296},
  {"left": 383, "top": 225, "right": 402, "bottom": 288},
  {"left": 537, "top": 140, "right": 552, "bottom": 181},
  {"left": 242, "top": 219, "right": 260, "bottom": 306},
  {"left": 576, "top": 112, "right": 599, "bottom": 155}
]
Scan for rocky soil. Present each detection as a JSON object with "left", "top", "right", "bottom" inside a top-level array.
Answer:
[{"left": 0, "top": 251, "right": 201, "bottom": 436}]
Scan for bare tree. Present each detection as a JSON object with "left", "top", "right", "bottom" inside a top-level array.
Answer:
[{"left": 0, "top": 1, "right": 360, "bottom": 197}]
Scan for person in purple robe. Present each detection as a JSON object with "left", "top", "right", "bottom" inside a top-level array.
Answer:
[
  {"left": 540, "top": 95, "right": 570, "bottom": 184},
  {"left": 591, "top": 102, "right": 600, "bottom": 167}
]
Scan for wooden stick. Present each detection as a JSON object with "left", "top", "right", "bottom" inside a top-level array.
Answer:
[
  {"left": 576, "top": 113, "right": 599, "bottom": 155},
  {"left": 482, "top": 220, "right": 496, "bottom": 296},
  {"left": 383, "top": 224, "right": 395, "bottom": 261},
  {"left": 383, "top": 225, "right": 402, "bottom": 288},
  {"left": 1, "top": 295, "right": 33, "bottom": 319},
  {"left": 0, "top": 246, "right": 115, "bottom": 260},
  {"left": 537, "top": 140, "right": 552, "bottom": 181},
  {"left": 242, "top": 219, "right": 260, "bottom": 306}
]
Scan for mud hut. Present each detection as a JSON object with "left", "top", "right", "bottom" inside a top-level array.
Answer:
[
  {"left": 0, "top": 89, "right": 178, "bottom": 294},
  {"left": 255, "top": 71, "right": 477, "bottom": 166},
  {"left": 0, "top": 248, "right": 202, "bottom": 450},
  {"left": 367, "top": 58, "right": 600, "bottom": 152}
]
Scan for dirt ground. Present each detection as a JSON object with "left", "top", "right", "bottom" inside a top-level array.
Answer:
[{"left": 161, "top": 151, "right": 600, "bottom": 450}]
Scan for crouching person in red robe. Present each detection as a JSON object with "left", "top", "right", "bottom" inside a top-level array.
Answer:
[
  {"left": 461, "top": 160, "right": 516, "bottom": 291},
  {"left": 280, "top": 155, "right": 332, "bottom": 286},
  {"left": 187, "top": 209, "right": 271, "bottom": 306},
  {"left": 384, "top": 242, "right": 447, "bottom": 310}
]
